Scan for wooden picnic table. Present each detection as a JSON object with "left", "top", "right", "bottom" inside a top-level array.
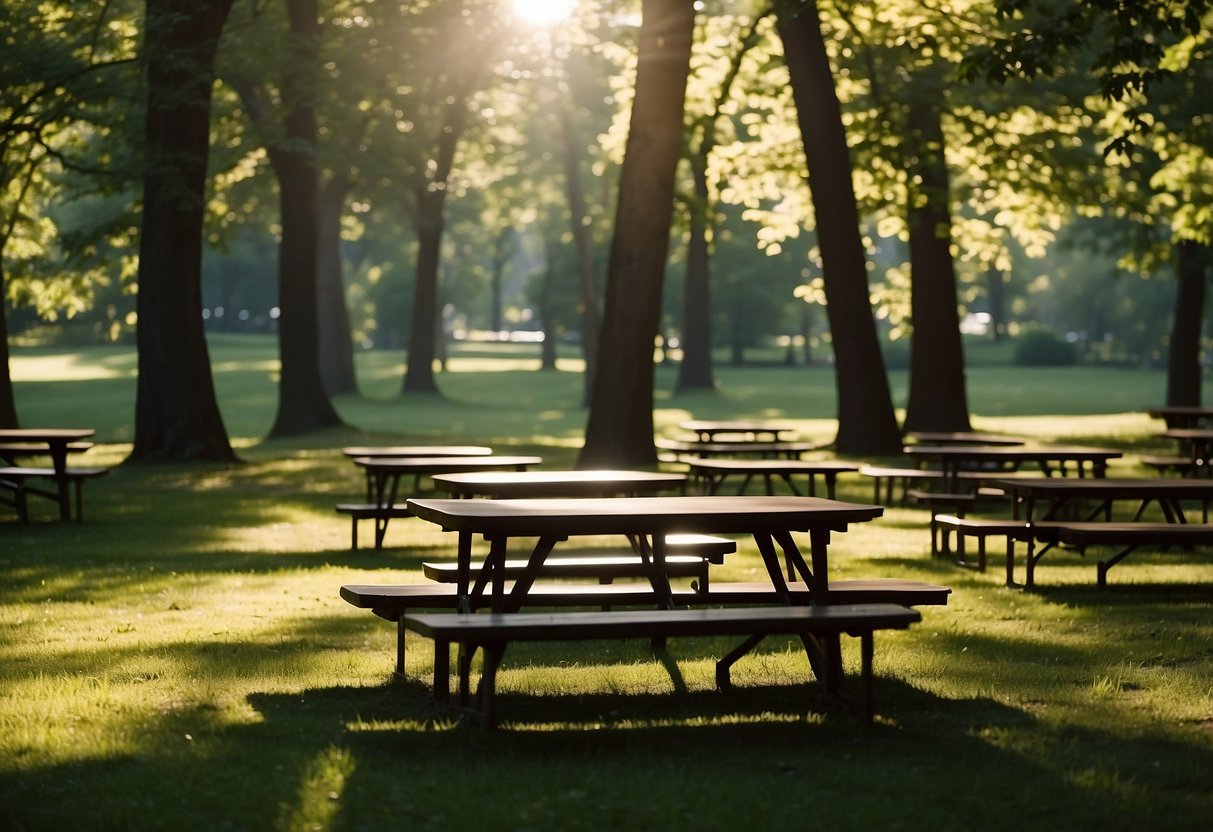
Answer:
[
  {"left": 902, "top": 444, "right": 1122, "bottom": 491},
  {"left": 405, "top": 494, "right": 886, "bottom": 702},
  {"left": 340, "top": 445, "right": 493, "bottom": 459},
  {"left": 991, "top": 476, "right": 1213, "bottom": 586},
  {"left": 345, "top": 455, "right": 542, "bottom": 548},
  {"left": 657, "top": 437, "right": 823, "bottom": 460},
  {"left": 683, "top": 458, "right": 858, "bottom": 498},
  {"left": 903, "top": 431, "right": 1025, "bottom": 447},
  {"left": 405, "top": 494, "right": 883, "bottom": 612},
  {"left": 678, "top": 420, "right": 800, "bottom": 442},
  {"left": 0, "top": 428, "right": 97, "bottom": 521}
]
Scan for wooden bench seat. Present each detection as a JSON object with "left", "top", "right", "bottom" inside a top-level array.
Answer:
[
  {"left": 0, "top": 441, "right": 94, "bottom": 460},
  {"left": 0, "top": 466, "right": 108, "bottom": 521},
  {"left": 404, "top": 603, "right": 921, "bottom": 726},
  {"left": 1031, "top": 521, "right": 1213, "bottom": 586},
  {"left": 339, "top": 578, "right": 950, "bottom": 676},
  {"left": 335, "top": 502, "right": 412, "bottom": 549},
  {"left": 1140, "top": 455, "right": 1193, "bottom": 476},
  {"left": 933, "top": 515, "right": 1032, "bottom": 581}
]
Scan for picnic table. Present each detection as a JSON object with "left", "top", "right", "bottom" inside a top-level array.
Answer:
[
  {"left": 405, "top": 494, "right": 883, "bottom": 613},
  {"left": 683, "top": 458, "right": 858, "bottom": 498},
  {"left": 404, "top": 494, "right": 891, "bottom": 715},
  {"left": 656, "top": 437, "right": 824, "bottom": 460},
  {"left": 991, "top": 476, "right": 1213, "bottom": 586},
  {"left": 902, "top": 443, "right": 1122, "bottom": 491},
  {"left": 678, "top": 420, "right": 800, "bottom": 442},
  {"left": 0, "top": 428, "right": 100, "bottom": 521},
  {"left": 341, "top": 455, "right": 542, "bottom": 548}
]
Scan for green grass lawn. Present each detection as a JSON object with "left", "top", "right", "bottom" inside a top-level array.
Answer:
[{"left": 1, "top": 337, "right": 1210, "bottom": 830}]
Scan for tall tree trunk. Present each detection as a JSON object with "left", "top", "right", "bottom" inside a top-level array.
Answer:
[
  {"left": 403, "top": 93, "right": 466, "bottom": 394},
  {"left": 267, "top": 0, "right": 343, "bottom": 436},
  {"left": 489, "top": 227, "right": 512, "bottom": 333},
  {"left": 777, "top": 1, "right": 901, "bottom": 455},
  {"left": 903, "top": 94, "right": 971, "bottom": 433},
  {"left": 986, "top": 265, "right": 1006, "bottom": 341},
  {"left": 1166, "top": 240, "right": 1209, "bottom": 406},
  {"left": 317, "top": 169, "right": 357, "bottom": 396},
  {"left": 0, "top": 268, "right": 18, "bottom": 428},
  {"left": 131, "top": 0, "right": 237, "bottom": 462},
  {"left": 537, "top": 236, "right": 559, "bottom": 371},
  {"left": 578, "top": 0, "right": 695, "bottom": 469},
  {"left": 676, "top": 156, "right": 716, "bottom": 391},
  {"left": 558, "top": 108, "right": 599, "bottom": 403}
]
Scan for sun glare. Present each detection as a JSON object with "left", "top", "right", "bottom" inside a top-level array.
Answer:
[{"left": 511, "top": 0, "right": 577, "bottom": 27}]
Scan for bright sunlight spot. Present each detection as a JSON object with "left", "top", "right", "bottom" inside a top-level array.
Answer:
[{"left": 511, "top": 0, "right": 577, "bottom": 26}]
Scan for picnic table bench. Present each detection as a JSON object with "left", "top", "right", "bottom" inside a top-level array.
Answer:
[
  {"left": 342, "top": 577, "right": 949, "bottom": 682},
  {"left": 405, "top": 603, "right": 921, "bottom": 727},
  {"left": 656, "top": 437, "right": 825, "bottom": 460},
  {"left": 1032, "top": 521, "right": 1213, "bottom": 587}
]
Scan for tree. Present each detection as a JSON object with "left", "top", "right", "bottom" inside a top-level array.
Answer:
[
  {"left": 579, "top": 0, "right": 696, "bottom": 468},
  {"left": 1, "top": 1, "right": 139, "bottom": 428},
  {"left": 131, "top": 0, "right": 238, "bottom": 462},
  {"left": 775, "top": 0, "right": 901, "bottom": 454},
  {"left": 676, "top": 9, "right": 772, "bottom": 393}
]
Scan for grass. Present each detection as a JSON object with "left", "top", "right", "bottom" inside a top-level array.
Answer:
[{"left": 1, "top": 335, "right": 1211, "bottom": 830}]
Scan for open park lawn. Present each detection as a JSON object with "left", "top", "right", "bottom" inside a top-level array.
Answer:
[{"left": 1, "top": 338, "right": 1210, "bottom": 830}]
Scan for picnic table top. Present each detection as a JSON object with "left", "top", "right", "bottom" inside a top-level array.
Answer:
[
  {"left": 431, "top": 469, "right": 687, "bottom": 498},
  {"left": 902, "top": 444, "right": 1122, "bottom": 462},
  {"left": 0, "top": 428, "right": 95, "bottom": 443},
  {"left": 352, "top": 455, "right": 543, "bottom": 474},
  {"left": 406, "top": 494, "right": 883, "bottom": 537},
  {"left": 991, "top": 476, "right": 1213, "bottom": 497},
  {"left": 682, "top": 458, "right": 860, "bottom": 473},
  {"left": 903, "top": 431, "right": 1025, "bottom": 446},
  {"left": 341, "top": 445, "right": 493, "bottom": 459}
]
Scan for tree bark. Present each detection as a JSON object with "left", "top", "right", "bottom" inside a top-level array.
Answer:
[
  {"left": 267, "top": 0, "right": 344, "bottom": 436},
  {"left": 777, "top": 1, "right": 902, "bottom": 454},
  {"left": 1166, "top": 239, "right": 1209, "bottom": 406},
  {"left": 903, "top": 94, "right": 971, "bottom": 433},
  {"left": 131, "top": 0, "right": 237, "bottom": 462},
  {"left": 578, "top": 0, "right": 695, "bottom": 468},
  {"left": 986, "top": 265, "right": 1007, "bottom": 341},
  {"left": 317, "top": 169, "right": 357, "bottom": 396}
]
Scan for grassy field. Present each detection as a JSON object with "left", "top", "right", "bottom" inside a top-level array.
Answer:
[{"left": 2, "top": 336, "right": 1210, "bottom": 831}]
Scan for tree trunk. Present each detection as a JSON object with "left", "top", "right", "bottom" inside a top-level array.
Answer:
[
  {"left": 1166, "top": 240, "right": 1209, "bottom": 406},
  {"left": 903, "top": 94, "right": 971, "bottom": 433},
  {"left": 675, "top": 155, "right": 716, "bottom": 391},
  {"left": 267, "top": 0, "right": 343, "bottom": 437},
  {"left": 578, "top": 0, "right": 695, "bottom": 469},
  {"left": 537, "top": 235, "right": 559, "bottom": 371},
  {"left": 489, "top": 227, "right": 512, "bottom": 333},
  {"left": 317, "top": 169, "right": 358, "bottom": 396},
  {"left": 777, "top": 1, "right": 901, "bottom": 455},
  {"left": 404, "top": 195, "right": 444, "bottom": 393},
  {"left": 558, "top": 108, "right": 599, "bottom": 403},
  {"left": 403, "top": 90, "right": 466, "bottom": 395},
  {"left": 0, "top": 268, "right": 19, "bottom": 428},
  {"left": 986, "top": 266, "right": 1006, "bottom": 341},
  {"left": 131, "top": 0, "right": 237, "bottom": 463}
]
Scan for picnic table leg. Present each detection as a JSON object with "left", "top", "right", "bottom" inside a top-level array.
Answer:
[
  {"left": 49, "top": 442, "right": 71, "bottom": 522},
  {"left": 753, "top": 532, "right": 792, "bottom": 603}
]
